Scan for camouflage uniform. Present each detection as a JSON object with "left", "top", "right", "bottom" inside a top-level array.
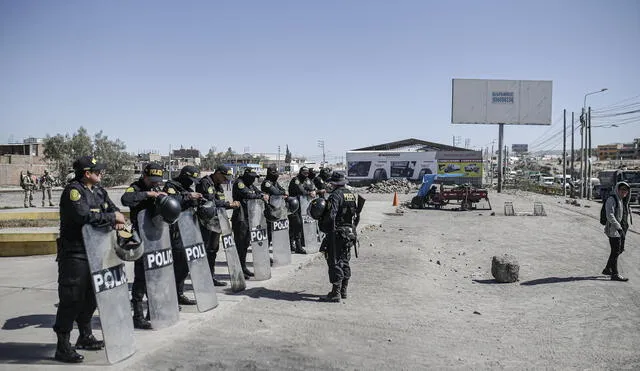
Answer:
[
  {"left": 41, "top": 170, "right": 56, "bottom": 206},
  {"left": 21, "top": 171, "right": 36, "bottom": 208}
]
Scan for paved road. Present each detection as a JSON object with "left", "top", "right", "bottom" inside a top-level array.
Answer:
[{"left": 1, "top": 191, "right": 639, "bottom": 370}]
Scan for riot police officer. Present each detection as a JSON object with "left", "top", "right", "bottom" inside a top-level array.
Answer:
[
  {"left": 261, "top": 165, "right": 288, "bottom": 245},
  {"left": 319, "top": 172, "right": 358, "bottom": 302},
  {"left": 232, "top": 168, "right": 268, "bottom": 278},
  {"left": 53, "top": 156, "right": 126, "bottom": 363},
  {"left": 121, "top": 163, "right": 167, "bottom": 329},
  {"left": 163, "top": 165, "right": 203, "bottom": 305},
  {"left": 314, "top": 167, "right": 333, "bottom": 197},
  {"left": 287, "top": 166, "right": 316, "bottom": 254},
  {"left": 196, "top": 165, "right": 240, "bottom": 286}
]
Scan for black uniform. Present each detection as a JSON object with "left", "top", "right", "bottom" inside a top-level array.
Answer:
[
  {"left": 261, "top": 173, "right": 287, "bottom": 244},
  {"left": 196, "top": 175, "right": 232, "bottom": 282},
  {"left": 321, "top": 184, "right": 358, "bottom": 300},
  {"left": 313, "top": 175, "right": 328, "bottom": 195},
  {"left": 288, "top": 174, "right": 316, "bottom": 252},
  {"left": 163, "top": 178, "right": 199, "bottom": 299},
  {"left": 54, "top": 179, "right": 118, "bottom": 349},
  {"left": 231, "top": 173, "right": 264, "bottom": 275},
  {"left": 120, "top": 179, "right": 159, "bottom": 326}
]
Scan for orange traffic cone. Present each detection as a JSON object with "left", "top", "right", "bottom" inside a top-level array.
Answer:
[{"left": 392, "top": 192, "right": 399, "bottom": 206}]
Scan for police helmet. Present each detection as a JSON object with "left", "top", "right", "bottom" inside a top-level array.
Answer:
[
  {"left": 114, "top": 227, "right": 143, "bottom": 261},
  {"left": 155, "top": 195, "right": 182, "bottom": 224},
  {"left": 263, "top": 203, "right": 279, "bottom": 222},
  {"left": 286, "top": 197, "right": 299, "bottom": 215},
  {"left": 197, "top": 201, "right": 221, "bottom": 232},
  {"left": 307, "top": 197, "right": 327, "bottom": 220},
  {"left": 319, "top": 167, "right": 333, "bottom": 180}
]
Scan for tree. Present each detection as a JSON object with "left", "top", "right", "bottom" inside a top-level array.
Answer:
[
  {"left": 43, "top": 127, "right": 134, "bottom": 187},
  {"left": 70, "top": 127, "right": 93, "bottom": 158},
  {"left": 43, "top": 133, "right": 73, "bottom": 179},
  {"left": 284, "top": 145, "right": 292, "bottom": 164},
  {"left": 93, "top": 131, "right": 134, "bottom": 187},
  {"left": 201, "top": 147, "right": 218, "bottom": 171}
]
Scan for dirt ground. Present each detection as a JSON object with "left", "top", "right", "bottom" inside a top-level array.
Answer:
[{"left": 109, "top": 190, "right": 640, "bottom": 371}]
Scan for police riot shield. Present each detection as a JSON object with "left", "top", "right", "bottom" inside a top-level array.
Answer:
[
  {"left": 176, "top": 210, "right": 218, "bottom": 312},
  {"left": 247, "top": 199, "right": 271, "bottom": 280},
  {"left": 137, "top": 210, "right": 179, "bottom": 329},
  {"left": 268, "top": 195, "right": 291, "bottom": 267},
  {"left": 299, "top": 196, "right": 320, "bottom": 253},
  {"left": 82, "top": 225, "right": 135, "bottom": 364},
  {"left": 217, "top": 208, "right": 246, "bottom": 292}
]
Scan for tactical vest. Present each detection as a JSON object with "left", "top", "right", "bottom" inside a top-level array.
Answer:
[{"left": 337, "top": 188, "right": 357, "bottom": 227}]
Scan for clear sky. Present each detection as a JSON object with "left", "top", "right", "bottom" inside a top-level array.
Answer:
[{"left": 1, "top": 0, "right": 639, "bottom": 163}]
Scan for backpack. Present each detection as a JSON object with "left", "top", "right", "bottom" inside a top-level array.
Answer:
[{"left": 599, "top": 195, "right": 617, "bottom": 225}]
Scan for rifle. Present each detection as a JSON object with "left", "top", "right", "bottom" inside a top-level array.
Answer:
[{"left": 353, "top": 194, "right": 366, "bottom": 258}]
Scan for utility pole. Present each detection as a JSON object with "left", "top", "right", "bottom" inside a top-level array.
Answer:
[
  {"left": 168, "top": 145, "right": 172, "bottom": 179},
  {"left": 587, "top": 106, "right": 592, "bottom": 199},
  {"left": 317, "top": 140, "right": 326, "bottom": 166},
  {"left": 570, "top": 112, "right": 575, "bottom": 182},
  {"left": 580, "top": 109, "right": 585, "bottom": 198},
  {"left": 563, "top": 109, "right": 567, "bottom": 197}
]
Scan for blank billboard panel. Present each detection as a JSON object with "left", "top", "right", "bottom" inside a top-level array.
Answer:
[{"left": 451, "top": 79, "right": 552, "bottom": 125}]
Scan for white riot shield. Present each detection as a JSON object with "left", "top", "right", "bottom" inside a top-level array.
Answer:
[
  {"left": 137, "top": 210, "right": 179, "bottom": 329},
  {"left": 176, "top": 210, "right": 218, "bottom": 312},
  {"left": 82, "top": 225, "right": 135, "bottom": 364},
  {"left": 218, "top": 208, "right": 246, "bottom": 292},
  {"left": 268, "top": 196, "right": 291, "bottom": 266},
  {"left": 247, "top": 199, "right": 271, "bottom": 280},
  {"left": 299, "top": 196, "right": 320, "bottom": 253}
]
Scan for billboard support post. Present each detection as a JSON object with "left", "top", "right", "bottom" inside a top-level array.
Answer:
[{"left": 497, "top": 124, "right": 504, "bottom": 193}]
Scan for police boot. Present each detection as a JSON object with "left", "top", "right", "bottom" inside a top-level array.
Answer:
[
  {"left": 54, "top": 332, "right": 84, "bottom": 363},
  {"left": 42, "top": 201, "right": 45, "bottom": 207},
  {"left": 49, "top": 201, "right": 55, "bottom": 206},
  {"left": 295, "top": 240, "right": 307, "bottom": 255},
  {"left": 340, "top": 279, "right": 349, "bottom": 299},
  {"left": 132, "top": 300, "right": 152, "bottom": 330},
  {"left": 178, "top": 294, "right": 197, "bottom": 305},
  {"left": 75, "top": 325, "right": 105, "bottom": 350},
  {"left": 290, "top": 238, "right": 297, "bottom": 253},
  {"left": 322, "top": 283, "right": 341, "bottom": 302}
]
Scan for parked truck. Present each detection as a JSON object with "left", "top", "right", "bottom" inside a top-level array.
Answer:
[{"left": 598, "top": 169, "right": 640, "bottom": 204}]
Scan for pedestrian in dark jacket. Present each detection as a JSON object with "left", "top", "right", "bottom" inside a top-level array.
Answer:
[{"left": 602, "top": 181, "right": 632, "bottom": 281}]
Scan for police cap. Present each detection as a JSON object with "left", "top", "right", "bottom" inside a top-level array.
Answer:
[
  {"left": 73, "top": 156, "right": 106, "bottom": 172},
  {"left": 179, "top": 165, "right": 200, "bottom": 181},
  {"left": 144, "top": 163, "right": 164, "bottom": 183}
]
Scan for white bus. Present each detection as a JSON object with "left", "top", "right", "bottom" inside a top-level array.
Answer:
[{"left": 346, "top": 151, "right": 437, "bottom": 182}]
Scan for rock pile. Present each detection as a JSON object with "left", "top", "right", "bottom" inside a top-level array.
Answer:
[{"left": 363, "top": 179, "right": 420, "bottom": 194}]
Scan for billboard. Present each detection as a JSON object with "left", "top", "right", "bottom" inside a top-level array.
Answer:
[
  {"left": 437, "top": 161, "right": 483, "bottom": 178},
  {"left": 451, "top": 79, "right": 552, "bottom": 125},
  {"left": 512, "top": 144, "right": 529, "bottom": 153},
  {"left": 346, "top": 151, "right": 436, "bottom": 182}
]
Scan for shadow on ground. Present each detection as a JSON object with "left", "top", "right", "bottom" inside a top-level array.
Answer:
[
  {"left": 519, "top": 276, "right": 608, "bottom": 286},
  {"left": 232, "top": 287, "right": 323, "bottom": 302},
  {"left": 2, "top": 314, "right": 101, "bottom": 331},
  {"left": 0, "top": 342, "right": 57, "bottom": 364}
]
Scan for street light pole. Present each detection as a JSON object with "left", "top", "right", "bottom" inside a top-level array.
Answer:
[{"left": 582, "top": 88, "right": 607, "bottom": 199}]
